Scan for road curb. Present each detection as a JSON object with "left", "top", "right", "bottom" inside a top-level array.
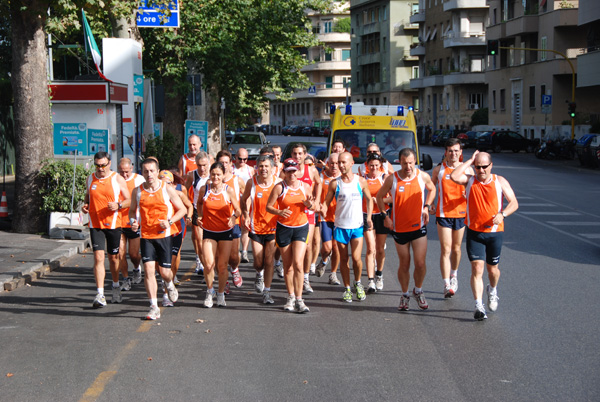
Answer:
[{"left": 1, "top": 236, "right": 90, "bottom": 292}]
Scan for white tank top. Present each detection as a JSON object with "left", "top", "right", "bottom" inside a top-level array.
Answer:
[
  {"left": 233, "top": 165, "right": 252, "bottom": 184},
  {"left": 334, "top": 175, "right": 364, "bottom": 229}
]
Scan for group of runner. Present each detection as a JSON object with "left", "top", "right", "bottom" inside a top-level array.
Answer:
[{"left": 84, "top": 134, "right": 518, "bottom": 321}]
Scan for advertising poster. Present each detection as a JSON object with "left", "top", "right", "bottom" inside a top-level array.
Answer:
[
  {"left": 88, "top": 128, "right": 109, "bottom": 155},
  {"left": 123, "top": 121, "right": 135, "bottom": 162},
  {"left": 53, "top": 123, "right": 87, "bottom": 156},
  {"left": 184, "top": 120, "right": 208, "bottom": 153}
]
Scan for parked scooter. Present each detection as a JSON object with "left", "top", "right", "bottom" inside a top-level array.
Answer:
[{"left": 535, "top": 136, "right": 576, "bottom": 160}]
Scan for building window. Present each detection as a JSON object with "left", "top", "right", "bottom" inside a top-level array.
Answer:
[
  {"left": 412, "top": 66, "right": 419, "bottom": 79},
  {"left": 325, "top": 76, "right": 333, "bottom": 89},
  {"left": 541, "top": 36, "right": 547, "bottom": 61},
  {"left": 427, "top": 94, "right": 431, "bottom": 110},
  {"left": 324, "top": 101, "right": 333, "bottom": 114},
  {"left": 342, "top": 49, "right": 351, "bottom": 61},
  {"left": 413, "top": 96, "right": 419, "bottom": 111},
  {"left": 470, "top": 93, "right": 483, "bottom": 109},
  {"left": 383, "top": 97, "right": 387, "bottom": 105},
  {"left": 325, "top": 51, "right": 332, "bottom": 61},
  {"left": 323, "top": 20, "right": 332, "bottom": 33},
  {"left": 500, "top": 89, "right": 506, "bottom": 110},
  {"left": 529, "top": 86, "right": 535, "bottom": 109},
  {"left": 356, "top": 43, "right": 360, "bottom": 56},
  {"left": 301, "top": 103, "right": 305, "bottom": 115},
  {"left": 492, "top": 90, "right": 496, "bottom": 111},
  {"left": 540, "top": 84, "right": 546, "bottom": 103},
  {"left": 446, "top": 93, "right": 450, "bottom": 110},
  {"left": 383, "top": 5, "right": 387, "bottom": 20}
]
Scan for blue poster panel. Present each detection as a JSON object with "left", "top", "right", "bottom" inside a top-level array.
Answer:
[{"left": 53, "top": 123, "right": 87, "bottom": 156}]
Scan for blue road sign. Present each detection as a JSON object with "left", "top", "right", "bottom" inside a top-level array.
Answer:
[
  {"left": 542, "top": 95, "right": 552, "bottom": 105},
  {"left": 137, "top": 0, "right": 179, "bottom": 28},
  {"left": 308, "top": 85, "right": 316, "bottom": 95}
]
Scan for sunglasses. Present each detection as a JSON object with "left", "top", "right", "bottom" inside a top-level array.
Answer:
[
  {"left": 238, "top": 158, "right": 248, "bottom": 162},
  {"left": 367, "top": 153, "right": 382, "bottom": 161},
  {"left": 95, "top": 162, "right": 109, "bottom": 168},
  {"left": 474, "top": 164, "right": 490, "bottom": 170},
  {"left": 367, "top": 150, "right": 380, "bottom": 155}
]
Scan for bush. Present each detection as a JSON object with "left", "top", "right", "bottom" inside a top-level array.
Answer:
[
  {"left": 39, "top": 159, "right": 93, "bottom": 214},
  {"left": 143, "top": 131, "right": 181, "bottom": 170},
  {"left": 470, "top": 107, "right": 488, "bottom": 127}
]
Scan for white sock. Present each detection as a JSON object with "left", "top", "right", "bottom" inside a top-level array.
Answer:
[
  {"left": 414, "top": 287, "right": 423, "bottom": 294},
  {"left": 443, "top": 278, "right": 450, "bottom": 286},
  {"left": 264, "top": 287, "right": 270, "bottom": 292},
  {"left": 258, "top": 270, "right": 264, "bottom": 278},
  {"left": 150, "top": 298, "right": 158, "bottom": 307},
  {"left": 354, "top": 280, "right": 361, "bottom": 286},
  {"left": 488, "top": 286, "right": 497, "bottom": 295},
  {"left": 217, "top": 292, "right": 224, "bottom": 297},
  {"left": 310, "top": 263, "right": 316, "bottom": 270},
  {"left": 451, "top": 269, "right": 458, "bottom": 277},
  {"left": 403, "top": 292, "right": 410, "bottom": 297},
  {"left": 112, "top": 281, "right": 120, "bottom": 288},
  {"left": 304, "top": 273, "right": 309, "bottom": 280},
  {"left": 166, "top": 281, "right": 174, "bottom": 289},
  {"left": 97, "top": 288, "right": 104, "bottom": 296}
]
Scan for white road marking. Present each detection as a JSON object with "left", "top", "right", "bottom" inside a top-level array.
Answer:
[
  {"left": 547, "top": 222, "right": 600, "bottom": 226},
  {"left": 520, "top": 212, "right": 581, "bottom": 216},
  {"left": 517, "top": 203, "right": 556, "bottom": 207},
  {"left": 516, "top": 213, "right": 599, "bottom": 247},
  {"left": 580, "top": 233, "right": 600, "bottom": 239}
]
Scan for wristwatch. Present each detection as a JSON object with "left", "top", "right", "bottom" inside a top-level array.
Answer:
[
  {"left": 501, "top": 212, "right": 507, "bottom": 218},
  {"left": 167, "top": 219, "right": 173, "bottom": 226},
  {"left": 424, "top": 204, "right": 431, "bottom": 209},
  {"left": 118, "top": 202, "right": 122, "bottom": 210}
]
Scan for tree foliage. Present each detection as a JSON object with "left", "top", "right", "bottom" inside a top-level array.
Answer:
[
  {"left": 143, "top": 131, "right": 181, "bottom": 170},
  {"left": 333, "top": 17, "right": 351, "bottom": 33},
  {"left": 470, "top": 107, "right": 488, "bottom": 127}
]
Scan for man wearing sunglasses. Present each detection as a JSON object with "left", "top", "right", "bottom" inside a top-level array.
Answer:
[
  {"left": 450, "top": 150, "right": 519, "bottom": 321},
  {"left": 82, "top": 152, "right": 131, "bottom": 309},
  {"left": 234, "top": 148, "right": 255, "bottom": 263}
]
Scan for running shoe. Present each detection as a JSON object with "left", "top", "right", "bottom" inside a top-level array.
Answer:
[
  {"left": 224, "top": 281, "right": 231, "bottom": 295},
  {"left": 398, "top": 294, "right": 410, "bottom": 311},
  {"left": 262, "top": 290, "right": 274, "bottom": 304},
  {"left": 367, "top": 279, "right": 377, "bottom": 294},
  {"left": 145, "top": 305, "right": 161, "bottom": 320},
  {"left": 295, "top": 299, "right": 309, "bottom": 313},
  {"left": 217, "top": 293, "right": 226, "bottom": 307},
  {"left": 120, "top": 277, "right": 132, "bottom": 292},
  {"left": 328, "top": 272, "right": 341, "bottom": 285},
  {"left": 303, "top": 278, "right": 314, "bottom": 294},
  {"left": 375, "top": 275, "right": 384, "bottom": 291},
  {"left": 342, "top": 288, "right": 353, "bottom": 303},
  {"left": 355, "top": 282, "right": 366, "bottom": 301},
  {"left": 195, "top": 258, "right": 204, "bottom": 276},
  {"left": 173, "top": 275, "right": 180, "bottom": 286},
  {"left": 204, "top": 289, "right": 215, "bottom": 308},
  {"left": 275, "top": 261, "right": 284, "bottom": 278},
  {"left": 111, "top": 286, "right": 122, "bottom": 304},
  {"left": 283, "top": 295, "right": 295, "bottom": 311},
  {"left": 450, "top": 275, "right": 458, "bottom": 294},
  {"left": 231, "top": 268, "right": 243, "bottom": 288},
  {"left": 309, "top": 263, "right": 316, "bottom": 275},
  {"left": 487, "top": 285, "right": 499, "bottom": 312},
  {"left": 241, "top": 251, "right": 249, "bottom": 263},
  {"left": 255, "top": 272, "right": 264, "bottom": 294},
  {"left": 315, "top": 258, "right": 328, "bottom": 277},
  {"left": 132, "top": 268, "right": 142, "bottom": 284},
  {"left": 162, "top": 294, "right": 174, "bottom": 307},
  {"left": 166, "top": 282, "right": 179, "bottom": 303},
  {"left": 413, "top": 288, "right": 429, "bottom": 310},
  {"left": 444, "top": 284, "right": 455, "bottom": 298},
  {"left": 92, "top": 293, "right": 106, "bottom": 308},
  {"left": 474, "top": 305, "right": 487, "bottom": 321}
]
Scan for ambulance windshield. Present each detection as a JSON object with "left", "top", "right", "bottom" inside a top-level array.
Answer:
[{"left": 332, "top": 129, "right": 415, "bottom": 163}]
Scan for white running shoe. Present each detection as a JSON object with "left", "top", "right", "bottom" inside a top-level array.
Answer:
[
  {"left": 92, "top": 293, "right": 106, "bottom": 308},
  {"left": 162, "top": 294, "right": 174, "bottom": 307},
  {"left": 295, "top": 299, "right": 309, "bottom": 313},
  {"left": 145, "top": 305, "right": 160, "bottom": 320},
  {"left": 328, "top": 272, "right": 340, "bottom": 285},
  {"left": 204, "top": 289, "right": 215, "bottom": 308},
  {"left": 120, "top": 278, "right": 132, "bottom": 291},
  {"left": 315, "top": 258, "right": 328, "bottom": 277},
  {"left": 303, "top": 278, "right": 313, "bottom": 294},
  {"left": 111, "top": 286, "right": 122, "bottom": 304},
  {"left": 262, "top": 290, "right": 274, "bottom": 304},
  {"left": 166, "top": 283, "right": 178, "bottom": 303},
  {"left": 450, "top": 276, "right": 458, "bottom": 293},
  {"left": 309, "top": 263, "right": 316, "bottom": 275},
  {"left": 274, "top": 260, "right": 284, "bottom": 278},
  {"left": 367, "top": 279, "right": 377, "bottom": 293},
  {"left": 283, "top": 295, "right": 295, "bottom": 311},
  {"left": 173, "top": 275, "right": 180, "bottom": 286},
  {"left": 217, "top": 293, "right": 226, "bottom": 307},
  {"left": 132, "top": 268, "right": 142, "bottom": 284},
  {"left": 255, "top": 272, "right": 265, "bottom": 294},
  {"left": 241, "top": 251, "right": 249, "bottom": 263},
  {"left": 375, "top": 275, "right": 384, "bottom": 291},
  {"left": 487, "top": 285, "right": 499, "bottom": 312}
]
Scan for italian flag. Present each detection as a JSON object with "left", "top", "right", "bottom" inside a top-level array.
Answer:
[{"left": 82, "top": 9, "right": 110, "bottom": 81}]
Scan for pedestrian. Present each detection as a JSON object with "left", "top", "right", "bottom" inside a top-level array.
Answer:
[
  {"left": 233, "top": 148, "right": 255, "bottom": 264},
  {"left": 361, "top": 152, "right": 391, "bottom": 293},
  {"left": 266, "top": 158, "right": 315, "bottom": 313},
  {"left": 321, "top": 152, "right": 373, "bottom": 303},
  {"left": 450, "top": 150, "right": 518, "bottom": 320},
  {"left": 158, "top": 170, "right": 194, "bottom": 307},
  {"left": 431, "top": 138, "right": 472, "bottom": 298},
  {"left": 376, "top": 148, "right": 436, "bottom": 311},
  {"left": 196, "top": 161, "right": 242, "bottom": 308},
  {"left": 178, "top": 134, "right": 202, "bottom": 178},
  {"left": 357, "top": 143, "right": 395, "bottom": 176},
  {"left": 240, "top": 155, "right": 279, "bottom": 304},
  {"left": 82, "top": 152, "right": 131, "bottom": 308},
  {"left": 185, "top": 151, "right": 211, "bottom": 275},
  {"left": 117, "top": 157, "right": 144, "bottom": 290},
  {"left": 315, "top": 152, "right": 341, "bottom": 285},
  {"left": 129, "top": 158, "right": 187, "bottom": 320}
]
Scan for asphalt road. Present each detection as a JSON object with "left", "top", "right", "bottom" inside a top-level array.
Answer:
[{"left": 0, "top": 146, "right": 599, "bottom": 401}]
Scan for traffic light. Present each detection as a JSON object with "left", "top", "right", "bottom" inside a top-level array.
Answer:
[
  {"left": 487, "top": 40, "right": 499, "bottom": 56},
  {"left": 568, "top": 102, "right": 576, "bottom": 118}
]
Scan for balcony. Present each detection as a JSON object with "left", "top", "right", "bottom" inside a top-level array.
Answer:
[
  {"left": 409, "top": 11, "right": 425, "bottom": 24},
  {"left": 486, "top": 23, "right": 505, "bottom": 40},
  {"left": 443, "top": 71, "right": 486, "bottom": 85},
  {"left": 443, "top": 31, "right": 486, "bottom": 48},
  {"left": 359, "top": 21, "right": 381, "bottom": 36},
  {"left": 317, "top": 32, "right": 351, "bottom": 44},
  {"left": 410, "top": 78, "right": 424, "bottom": 89},
  {"left": 505, "top": 15, "right": 539, "bottom": 37},
  {"left": 403, "top": 51, "right": 419, "bottom": 61},
  {"left": 577, "top": 49, "right": 600, "bottom": 88},
  {"left": 301, "top": 60, "right": 351, "bottom": 72},
  {"left": 443, "top": 0, "right": 488, "bottom": 11},
  {"left": 357, "top": 53, "right": 381, "bottom": 66},
  {"left": 410, "top": 45, "right": 426, "bottom": 56},
  {"left": 422, "top": 75, "right": 444, "bottom": 87}
]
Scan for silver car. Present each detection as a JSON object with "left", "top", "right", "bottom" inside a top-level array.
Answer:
[{"left": 228, "top": 131, "right": 270, "bottom": 161}]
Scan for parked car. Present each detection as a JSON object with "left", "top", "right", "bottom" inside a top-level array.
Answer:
[
  {"left": 432, "top": 130, "right": 454, "bottom": 146},
  {"left": 281, "top": 139, "right": 328, "bottom": 163},
  {"left": 431, "top": 130, "right": 445, "bottom": 146},
  {"left": 281, "top": 125, "right": 293, "bottom": 135},
  {"left": 224, "top": 129, "right": 235, "bottom": 145},
  {"left": 575, "top": 134, "right": 598, "bottom": 167},
  {"left": 465, "top": 131, "right": 486, "bottom": 148},
  {"left": 477, "top": 130, "right": 534, "bottom": 153},
  {"left": 228, "top": 131, "right": 270, "bottom": 164},
  {"left": 456, "top": 132, "right": 469, "bottom": 148},
  {"left": 300, "top": 126, "right": 320, "bottom": 136}
]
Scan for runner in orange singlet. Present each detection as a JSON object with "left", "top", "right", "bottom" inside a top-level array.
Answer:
[
  {"left": 270, "top": 145, "right": 284, "bottom": 275},
  {"left": 450, "top": 150, "right": 518, "bottom": 321},
  {"left": 241, "top": 155, "right": 278, "bottom": 304},
  {"left": 178, "top": 134, "right": 201, "bottom": 178},
  {"left": 117, "top": 158, "right": 145, "bottom": 290},
  {"left": 377, "top": 148, "right": 436, "bottom": 312},
  {"left": 82, "top": 152, "right": 131, "bottom": 309},
  {"left": 129, "top": 159, "right": 187, "bottom": 320},
  {"left": 197, "top": 162, "right": 241, "bottom": 308},
  {"left": 267, "top": 158, "right": 315, "bottom": 313},
  {"left": 431, "top": 138, "right": 473, "bottom": 298},
  {"left": 185, "top": 151, "right": 210, "bottom": 275}
]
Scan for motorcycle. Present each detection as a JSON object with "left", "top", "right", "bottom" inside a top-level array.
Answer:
[{"left": 535, "top": 137, "right": 576, "bottom": 160}]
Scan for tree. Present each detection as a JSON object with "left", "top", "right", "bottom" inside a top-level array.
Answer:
[
  {"left": 470, "top": 107, "right": 489, "bottom": 127},
  {"left": 333, "top": 17, "right": 351, "bottom": 33}
]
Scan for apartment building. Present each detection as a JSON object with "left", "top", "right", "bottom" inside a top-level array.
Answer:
[
  {"left": 486, "top": 0, "right": 598, "bottom": 139},
  {"left": 349, "top": 0, "right": 419, "bottom": 107},
  {"left": 267, "top": 2, "right": 352, "bottom": 133},
  {"left": 409, "top": 0, "right": 489, "bottom": 131}
]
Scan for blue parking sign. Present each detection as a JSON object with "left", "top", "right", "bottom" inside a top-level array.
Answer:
[{"left": 542, "top": 95, "right": 552, "bottom": 105}]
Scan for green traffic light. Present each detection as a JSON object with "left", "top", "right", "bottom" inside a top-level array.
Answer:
[{"left": 491, "top": 50, "right": 496, "bottom": 55}]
